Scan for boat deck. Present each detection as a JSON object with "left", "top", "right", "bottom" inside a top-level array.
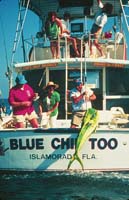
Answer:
[{"left": 14, "top": 57, "right": 129, "bottom": 72}]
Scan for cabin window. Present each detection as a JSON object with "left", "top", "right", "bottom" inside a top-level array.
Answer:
[
  {"left": 106, "top": 99, "right": 129, "bottom": 113},
  {"left": 71, "top": 23, "right": 84, "bottom": 33},
  {"left": 58, "top": 0, "right": 93, "bottom": 8},
  {"left": 68, "top": 69, "right": 101, "bottom": 89},
  {"left": 106, "top": 68, "right": 129, "bottom": 95}
]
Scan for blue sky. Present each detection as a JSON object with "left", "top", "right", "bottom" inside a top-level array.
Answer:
[{"left": 0, "top": 0, "right": 39, "bottom": 98}]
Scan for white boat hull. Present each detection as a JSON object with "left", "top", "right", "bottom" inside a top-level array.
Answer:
[{"left": 0, "top": 128, "right": 129, "bottom": 172}]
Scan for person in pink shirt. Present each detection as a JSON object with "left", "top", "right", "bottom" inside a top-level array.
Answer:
[{"left": 8, "top": 74, "right": 39, "bottom": 128}]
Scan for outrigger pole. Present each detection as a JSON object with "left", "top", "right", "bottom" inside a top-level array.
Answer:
[
  {"left": 65, "top": 36, "right": 68, "bottom": 120},
  {"left": 84, "top": 14, "right": 88, "bottom": 85},
  {"left": 80, "top": 9, "right": 88, "bottom": 83},
  {"left": 83, "top": 10, "right": 89, "bottom": 111},
  {"left": 0, "top": 9, "right": 12, "bottom": 90},
  {"left": 10, "top": 0, "right": 30, "bottom": 88}
]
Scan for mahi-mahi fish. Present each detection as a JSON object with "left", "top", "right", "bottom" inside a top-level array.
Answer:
[{"left": 67, "top": 108, "right": 99, "bottom": 170}]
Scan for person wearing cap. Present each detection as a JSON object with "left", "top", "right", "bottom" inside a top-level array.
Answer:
[
  {"left": 90, "top": 0, "right": 113, "bottom": 58},
  {"left": 70, "top": 79, "right": 96, "bottom": 128},
  {"left": 8, "top": 74, "right": 39, "bottom": 128},
  {"left": 38, "top": 81, "right": 60, "bottom": 128}
]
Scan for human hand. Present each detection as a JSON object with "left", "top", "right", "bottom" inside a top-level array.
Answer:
[
  {"left": 47, "top": 111, "right": 51, "bottom": 116},
  {"left": 33, "top": 93, "right": 39, "bottom": 101},
  {"left": 65, "top": 30, "right": 70, "bottom": 35},
  {"left": 82, "top": 92, "right": 90, "bottom": 101},
  {"left": 85, "top": 95, "right": 90, "bottom": 101},
  {"left": 34, "top": 93, "right": 38, "bottom": 98},
  {"left": 21, "top": 101, "right": 32, "bottom": 107},
  {"left": 82, "top": 91, "right": 87, "bottom": 96},
  {"left": 38, "top": 112, "right": 42, "bottom": 117}
]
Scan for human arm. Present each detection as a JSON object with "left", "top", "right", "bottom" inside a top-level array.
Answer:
[
  {"left": 61, "top": 19, "right": 70, "bottom": 35},
  {"left": 9, "top": 101, "right": 32, "bottom": 108},
  {"left": 72, "top": 91, "right": 96, "bottom": 103},
  {"left": 47, "top": 102, "right": 59, "bottom": 115},
  {"left": 55, "top": 18, "right": 63, "bottom": 35},
  {"left": 71, "top": 93, "right": 85, "bottom": 104},
  {"left": 38, "top": 104, "right": 43, "bottom": 117},
  {"left": 83, "top": 86, "right": 96, "bottom": 101},
  {"left": 85, "top": 93, "right": 96, "bottom": 101},
  {"left": 97, "top": 0, "right": 104, "bottom": 8},
  {"left": 8, "top": 89, "right": 32, "bottom": 108},
  {"left": 63, "top": 29, "right": 70, "bottom": 35}
]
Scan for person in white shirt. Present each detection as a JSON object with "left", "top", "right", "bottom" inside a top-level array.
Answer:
[
  {"left": 90, "top": 0, "right": 113, "bottom": 58},
  {"left": 70, "top": 79, "right": 96, "bottom": 128},
  {"left": 61, "top": 12, "right": 80, "bottom": 57}
]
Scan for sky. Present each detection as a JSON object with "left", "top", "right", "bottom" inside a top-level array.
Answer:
[{"left": 0, "top": 0, "right": 39, "bottom": 98}]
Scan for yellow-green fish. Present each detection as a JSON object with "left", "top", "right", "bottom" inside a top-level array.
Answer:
[{"left": 67, "top": 108, "right": 99, "bottom": 170}]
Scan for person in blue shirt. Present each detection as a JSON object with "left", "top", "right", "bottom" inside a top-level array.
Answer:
[{"left": 70, "top": 79, "right": 96, "bottom": 128}]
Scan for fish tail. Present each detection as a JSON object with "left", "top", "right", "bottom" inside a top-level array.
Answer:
[{"left": 67, "top": 152, "right": 84, "bottom": 170}]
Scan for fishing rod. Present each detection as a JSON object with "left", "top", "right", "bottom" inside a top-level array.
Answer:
[{"left": 0, "top": 2, "right": 12, "bottom": 90}]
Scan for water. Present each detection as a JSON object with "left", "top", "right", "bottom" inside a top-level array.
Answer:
[
  {"left": 0, "top": 100, "right": 129, "bottom": 200},
  {"left": 0, "top": 171, "right": 129, "bottom": 200}
]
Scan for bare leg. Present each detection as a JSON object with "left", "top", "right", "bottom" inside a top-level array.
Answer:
[
  {"left": 90, "top": 30, "right": 105, "bottom": 57},
  {"left": 89, "top": 40, "right": 93, "bottom": 55},
  {"left": 50, "top": 41, "right": 56, "bottom": 58},
  {"left": 29, "top": 118, "right": 39, "bottom": 128},
  {"left": 55, "top": 41, "right": 60, "bottom": 58},
  {"left": 70, "top": 124, "right": 78, "bottom": 128},
  {"left": 15, "top": 122, "right": 25, "bottom": 128},
  {"left": 67, "top": 37, "right": 80, "bottom": 57},
  {"left": 94, "top": 39, "right": 105, "bottom": 57}
]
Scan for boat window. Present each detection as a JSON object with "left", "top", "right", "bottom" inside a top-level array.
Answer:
[
  {"left": 107, "top": 99, "right": 129, "bottom": 113},
  {"left": 68, "top": 69, "right": 101, "bottom": 89},
  {"left": 87, "top": 71, "right": 100, "bottom": 89},
  {"left": 59, "top": 0, "right": 93, "bottom": 8},
  {"left": 106, "top": 68, "right": 129, "bottom": 95},
  {"left": 71, "top": 23, "right": 84, "bottom": 33}
]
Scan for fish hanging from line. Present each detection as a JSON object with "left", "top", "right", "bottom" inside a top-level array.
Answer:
[{"left": 67, "top": 108, "right": 99, "bottom": 170}]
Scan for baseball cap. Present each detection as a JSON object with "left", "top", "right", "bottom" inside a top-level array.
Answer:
[
  {"left": 74, "top": 78, "right": 82, "bottom": 87},
  {"left": 15, "top": 74, "right": 27, "bottom": 85}
]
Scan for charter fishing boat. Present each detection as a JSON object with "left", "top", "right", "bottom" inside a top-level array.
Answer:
[{"left": 1, "top": 0, "right": 129, "bottom": 172}]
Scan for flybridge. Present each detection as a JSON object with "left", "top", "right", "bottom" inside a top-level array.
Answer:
[
  {"left": 14, "top": 58, "right": 129, "bottom": 72},
  {"left": 20, "top": 0, "right": 122, "bottom": 18}
]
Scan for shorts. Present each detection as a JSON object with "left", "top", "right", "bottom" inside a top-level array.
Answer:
[
  {"left": 71, "top": 111, "right": 86, "bottom": 127},
  {"left": 91, "top": 23, "right": 102, "bottom": 39},
  {"left": 13, "top": 111, "right": 38, "bottom": 123}
]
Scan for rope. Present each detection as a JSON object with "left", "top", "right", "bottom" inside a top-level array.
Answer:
[{"left": 65, "top": 36, "right": 68, "bottom": 120}]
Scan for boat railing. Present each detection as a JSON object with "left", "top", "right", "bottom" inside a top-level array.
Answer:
[{"left": 22, "top": 30, "right": 126, "bottom": 63}]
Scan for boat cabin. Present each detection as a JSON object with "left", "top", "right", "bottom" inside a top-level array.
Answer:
[{"left": 12, "top": 0, "right": 129, "bottom": 121}]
